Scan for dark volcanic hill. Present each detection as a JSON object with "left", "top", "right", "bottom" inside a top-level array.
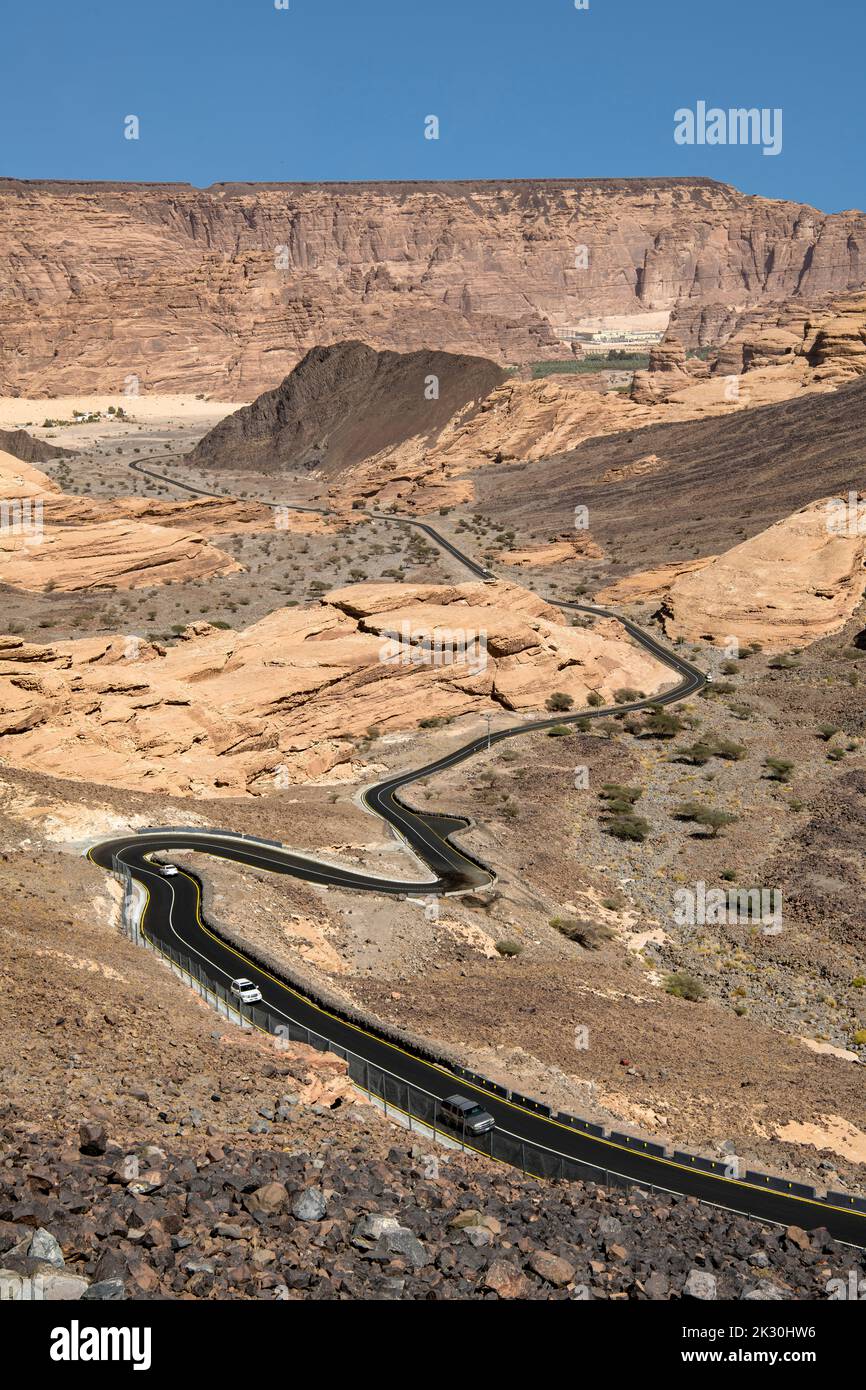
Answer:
[
  {"left": 0, "top": 427, "right": 75, "bottom": 463},
  {"left": 474, "top": 375, "right": 866, "bottom": 575},
  {"left": 188, "top": 341, "right": 508, "bottom": 475}
]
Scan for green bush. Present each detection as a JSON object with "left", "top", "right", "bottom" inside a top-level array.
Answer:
[
  {"left": 665, "top": 972, "right": 707, "bottom": 1002},
  {"left": 495, "top": 940, "right": 523, "bottom": 958},
  {"left": 546, "top": 691, "right": 574, "bottom": 712},
  {"left": 600, "top": 783, "right": 642, "bottom": 804},
  {"left": 604, "top": 814, "right": 650, "bottom": 842},
  {"left": 674, "top": 803, "right": 738, "bottom": 837},
  {"left": 816, "top": 724, "right": 841, "bottom": 742},
  {"left": 764, "top": 757, "right": 794, "bottom": 782}
]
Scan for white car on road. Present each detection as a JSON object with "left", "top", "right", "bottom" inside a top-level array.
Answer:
[
  {"left": 159, "top": 864, "right": 179, "bottom": 877},
  {"left": 230, "top": 978, "right": 262, "bottom": 1004}
]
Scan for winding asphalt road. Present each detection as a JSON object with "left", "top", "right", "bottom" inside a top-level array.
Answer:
[{"left": 85, "top": 459, "right": 866, "bottom": 1245}]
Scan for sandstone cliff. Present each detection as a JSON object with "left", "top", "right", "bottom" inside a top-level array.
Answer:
[
  {"left": 1, "top": 177, "right": 864, "bottom": 397},
  {"left": 655, "top": 497, "right": 866, "bottom": 652}
]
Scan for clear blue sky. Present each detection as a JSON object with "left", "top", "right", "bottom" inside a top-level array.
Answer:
[{"left": 2, "top": 0, "right": 862, "bottom": 213}]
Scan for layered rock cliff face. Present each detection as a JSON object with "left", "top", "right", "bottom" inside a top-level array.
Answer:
[
  {"left": 1, "top": 177, "right": 864, "bottom": 397},
  {"left": 710, "top": 292, "right": 866, "bottom": 380}
]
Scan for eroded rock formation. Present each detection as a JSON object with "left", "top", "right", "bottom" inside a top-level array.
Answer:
[
  {"left": 2, "top": 177, "right": 864, "bottom": 396},
  {"left": 658, "top": 497, "right": 866, "bottom": 651},
  {"left": 0, "top": 580, "right": 672, "bottom": 796}
]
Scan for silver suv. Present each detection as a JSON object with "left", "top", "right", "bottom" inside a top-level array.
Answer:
[{"left": 440, "top": 1094, "right": 496, "bottom": 1135}]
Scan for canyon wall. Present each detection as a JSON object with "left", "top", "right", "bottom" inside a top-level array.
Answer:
[{"left": 1, "top": 176, "right": 865, "bottom": 397}]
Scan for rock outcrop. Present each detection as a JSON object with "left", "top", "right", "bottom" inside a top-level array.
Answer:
[
  {"left": 805, "top": 294, "right": 866, "bottom": 378},
  {"left": 324, "top": 375, "right": 662, "bottom": 511},
  {"left": 706, "top": 292, "right": 866, "bottom": 384},
  {"left": 0, "top": 457, "right": 348, "bottom": 592},
  {"left": 0, "top": 580, "right": 672, "bottom": 796},
  {"left": 188, "top": 341, "right": 507, "bottom": 474},
  {"left": 630, "top": 336, "right": 703, "bottom": 404},
  {"left": 0, "top": 449, "right": 61, "bottom": 499},
  {"left": 1, "top": 177, "right": 865, "bottom": 396},
  {"left": 658, "top": 497, "right": 866, "bottom": 652},
  {"left": 0, "top": 427, "right": 76, "bottom": 463},
  {"left": 0, "top": 518, "right": 242, "bottom": 593}
]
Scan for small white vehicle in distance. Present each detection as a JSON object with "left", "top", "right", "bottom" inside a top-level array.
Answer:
[
  {"left": 230, "top": 978, "right": 262, "bottom": 1004},
  {"left": 159, "top": 863, "right": 179, "bottom": 877}
]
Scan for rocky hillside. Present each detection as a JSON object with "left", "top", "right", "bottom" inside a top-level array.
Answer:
[
  {"left": 4, "top": 819, "right": 857, "bottom": 1303},
  {"left": 599, "top": 496, "right": 866, "bottom": 653},
  {"left": 474, "top": 375, "right": 866, "bottom": 576},
  {"left": 3, "top": 1117, "right": 853, "bottom": 1301},
  {"left": 188, "top": 341, "right": 507, "bottom": 474},
  {"left": 1, "top": 177, "right": 865, "bottom": 396},
  {"left": 0, "top": 426, "right": 75, "bottom": 463}
]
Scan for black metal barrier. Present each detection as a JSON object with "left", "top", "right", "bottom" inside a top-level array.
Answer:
[
  {"left": 827, "top": 1191, "right": 866, "bottom": 1214},
  {"left": 125, "top": 882, "right": 866, "bottom": 1230},
  {"left": 745, "top": 1171, "right": 817, "bottom": 1199}
]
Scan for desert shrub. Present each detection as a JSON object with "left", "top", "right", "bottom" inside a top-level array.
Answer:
[
  {"left": 600, "top": 783, "right": 642, "bottom": 804},
  {"left": 702, "top": 681, "right": 737, "bottom": 697},
  {"left": 551, "top": 917, "right": 615, "bottom": 949},
  {"left": 674, "top": 737, "right": 745, "bottom": 764},
  {"left": 670, "top": 741, "right": 714, "bottom": 766},
  {"left": 763, "top": 756, "right": 794, "bottom": 782},
  {"left": 495, "top": 940, "right": 523, "bottom": 958},
  {"left": 546, "top": 691, "right": 574, "bottom": 712},
  {"left": 727, "top": 702, "right": 754, "bottom": 721},
  {"left": 713, "top": 739, "right": 747, "bottom": 760},
  {"left": 673, "top": 803, "right": 738, "bottom": 837},
  {"left": 665, "top": 972, "right": 707, "bottom": 1002},
  {"left": 547, "top": 724, "right": 572, "bottom": 738},
  {"left": 604, "top": 814, "right": 650, "bottom": 842},
  {"left": 816, "top": 724, "right": 840, "bottom": 742},
  {"left": 586, "top": 691, "right": 604, "bottom": 707},
  {"left": 639, "top": 709, "right": 685, "bottom": 738}
]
